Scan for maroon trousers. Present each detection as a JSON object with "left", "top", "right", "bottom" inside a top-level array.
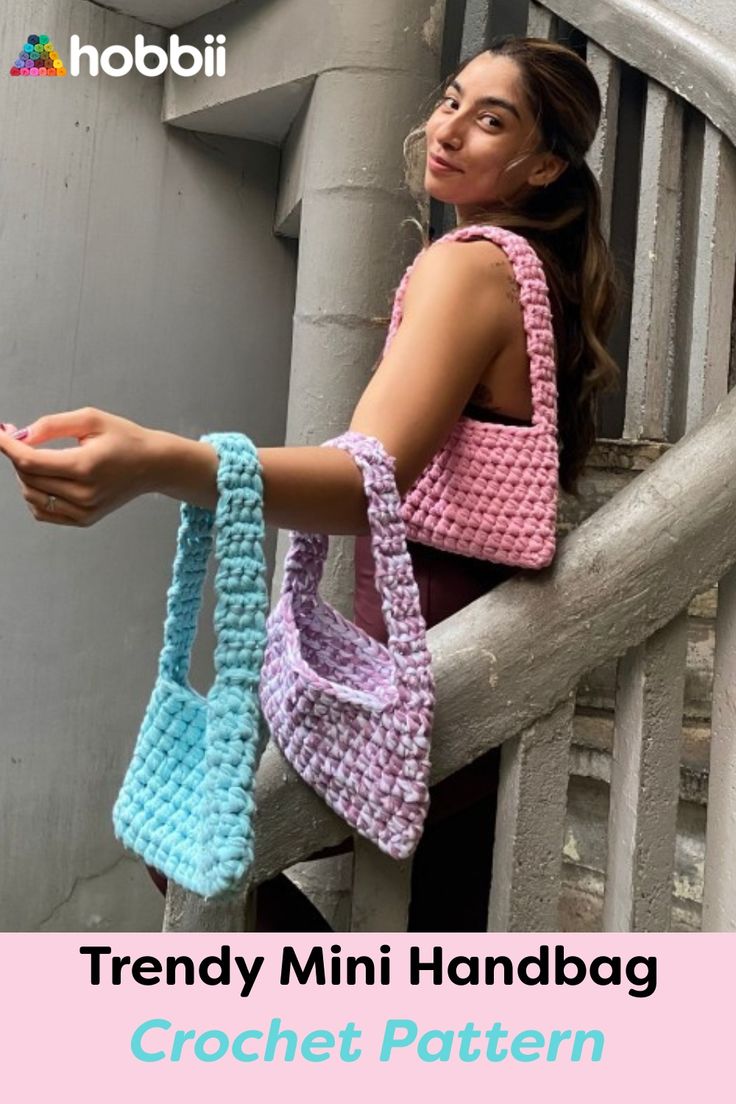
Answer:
[{"left": 146, "top": 535, "right": 518, "bottom": 930}]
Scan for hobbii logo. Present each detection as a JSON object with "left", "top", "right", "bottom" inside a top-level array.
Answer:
[{"left": 69, "top": 33, "right": 227, "bottom": 77}]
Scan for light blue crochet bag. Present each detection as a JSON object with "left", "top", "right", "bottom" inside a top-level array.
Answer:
[{"left": 112, "top": 432, "right": 269, "bottom": 900}]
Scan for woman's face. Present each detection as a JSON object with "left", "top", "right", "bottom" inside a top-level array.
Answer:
[{"left": 424, "top": 53, "right": 558, "bottom": 219}]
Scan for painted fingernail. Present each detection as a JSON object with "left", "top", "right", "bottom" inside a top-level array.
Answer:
[{"left": 12, "top": 428, "right": 29, "bottom": 441}]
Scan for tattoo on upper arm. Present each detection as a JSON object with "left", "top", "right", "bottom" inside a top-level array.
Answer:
[
  {"left": 504, "top": 274, "right": 521, "bottom": 307},
  {"left": 485, "top": 253, "right": 520, "bottom": 307}
]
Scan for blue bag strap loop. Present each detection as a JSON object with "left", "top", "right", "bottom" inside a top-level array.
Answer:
[{"left": 156, "top": 433, "right": 268, "bottom": 694}]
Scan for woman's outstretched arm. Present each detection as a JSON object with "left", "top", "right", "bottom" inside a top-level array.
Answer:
[
  {"left": 151, "top": 434, "right": 371, "bottom": 535},
  {"left": 149, "top": 238, "right": 514, "bottom": 532},
  {"left": 0, "top": 239, "right": 516, "bottom": 532}
]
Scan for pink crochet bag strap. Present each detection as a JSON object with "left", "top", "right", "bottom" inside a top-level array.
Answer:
[
  {"left": 280, "top": 430, "right": 431, "bottom": 680},
  {"left": 381, "top": 224, "right": 557, "bottom": 429}
]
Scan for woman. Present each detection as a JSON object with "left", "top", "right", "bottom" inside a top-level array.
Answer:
[{"left": 0, "top": 37, "right": 619, "bottom": 930}]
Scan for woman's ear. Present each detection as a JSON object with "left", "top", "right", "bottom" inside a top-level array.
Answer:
[{"left": 528, "top": 152, "right": 569, "bottom": 188}]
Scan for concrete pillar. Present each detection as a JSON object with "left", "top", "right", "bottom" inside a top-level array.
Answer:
[
  {"left": 162, "top": 0, "right": 447, "bottom": 931},
  {"left": 266, "top": 0, "right": 444, "bottom": 929},
  {"left": 270, "top": 1, "right": 444, "bottom": 612}
]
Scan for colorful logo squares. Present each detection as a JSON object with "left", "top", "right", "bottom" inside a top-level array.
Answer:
[{"left": 9, "top": 34, "right": 66, "bottom": 76}]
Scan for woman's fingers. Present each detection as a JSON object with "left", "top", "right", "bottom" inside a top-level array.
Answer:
[
  {"left": 0, "top": 434, "right": 90, "bottom": 480},
  {"left": 15, "top": 473, "right": 90, "bottom": 526},
  {"left": 0, "top": 407, "right": 105, "bottom": 479},
  {"left": 22, "top": 407, "right": 102, "bottom": 446},
  {"left": 15, "top": 469, "right": 98, "bottom": 508},
  {"left": 1, "top": 407, "right": 155, "bottom": 526},
  {"left": 1, "top": 423, "right": 94, "bottom": 525}
]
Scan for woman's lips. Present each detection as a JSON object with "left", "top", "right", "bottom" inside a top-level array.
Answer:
[{"left": 428, "top": 154, "right": 461, "bottom": 173}]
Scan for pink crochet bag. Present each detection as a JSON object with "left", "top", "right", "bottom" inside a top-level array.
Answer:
[
  {"left": 258, "top": 431, "right": 435, "bottom": 859},
  {"left": 385, "top": 223, "right": 560, "bottom": 569}
]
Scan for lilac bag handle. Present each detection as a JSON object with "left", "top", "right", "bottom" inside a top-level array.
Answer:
[{"left": 279, "top": 431, "right": 430, "bottom": 679}]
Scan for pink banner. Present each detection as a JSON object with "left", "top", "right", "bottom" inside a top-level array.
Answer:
[{"left": 1, "top": 933, "right": 729, "bottom": 1099}]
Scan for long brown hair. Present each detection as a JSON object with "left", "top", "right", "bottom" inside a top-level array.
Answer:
[{"left": 403, "top": 36, "right": 622, "bottom": 496}]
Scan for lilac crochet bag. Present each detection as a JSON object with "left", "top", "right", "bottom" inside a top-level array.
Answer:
[
  {"left": 385, "top": 223, "right": 560, "bottom": 570},
  {"left": 258, "top": 431, "right": 435, "bottom": 859}
]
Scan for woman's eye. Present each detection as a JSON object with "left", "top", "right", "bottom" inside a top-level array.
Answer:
[
  {"left": 440, "top": 95, "right": 458, "bottom": 109},
  {"left": 481, "top": 115, "right": 501, "bottom": 129}
]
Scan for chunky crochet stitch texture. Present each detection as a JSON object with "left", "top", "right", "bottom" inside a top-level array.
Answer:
[
  {"left": 112, "top": 432, "right": 270, "bottom": 900},
  {"left": 385, "top": 223, "right": 560, "bottom": 569},
  {"left": 259, "top": 431, "right": 435, "bottom": 860}
]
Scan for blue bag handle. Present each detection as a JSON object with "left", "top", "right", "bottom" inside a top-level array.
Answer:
[{"left": 156, "top": 432, "right": 268, "bottom": 697}]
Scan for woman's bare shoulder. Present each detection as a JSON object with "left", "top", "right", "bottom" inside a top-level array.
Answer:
[
  {"left": 411, "top": 235, "right": 512, "bottom": 277},
  {"left": 402, "top": 237, "right": 520, "bottom": 331}
]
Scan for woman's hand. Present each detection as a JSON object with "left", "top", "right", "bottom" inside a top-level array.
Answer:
[{"left": 0, "top": 407, "right": 160, "bottom": 527}]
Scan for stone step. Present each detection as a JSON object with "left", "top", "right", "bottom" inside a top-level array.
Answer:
[
  {"left": 560, "top": 437, "right": 672, "bottom": 530},
  {"left": 571, "top": 710, "right": 710, "bottom": 804},
  {"left": 560, "top": 769, "right": 706, "bottom": 932},
  {"left": 575, "top": 616, "right": 715, "bottom": 719}
]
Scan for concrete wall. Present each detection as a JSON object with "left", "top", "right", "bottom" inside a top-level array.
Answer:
[{"left": 0, "top": 0, "right": 295, "bottom": 930}]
